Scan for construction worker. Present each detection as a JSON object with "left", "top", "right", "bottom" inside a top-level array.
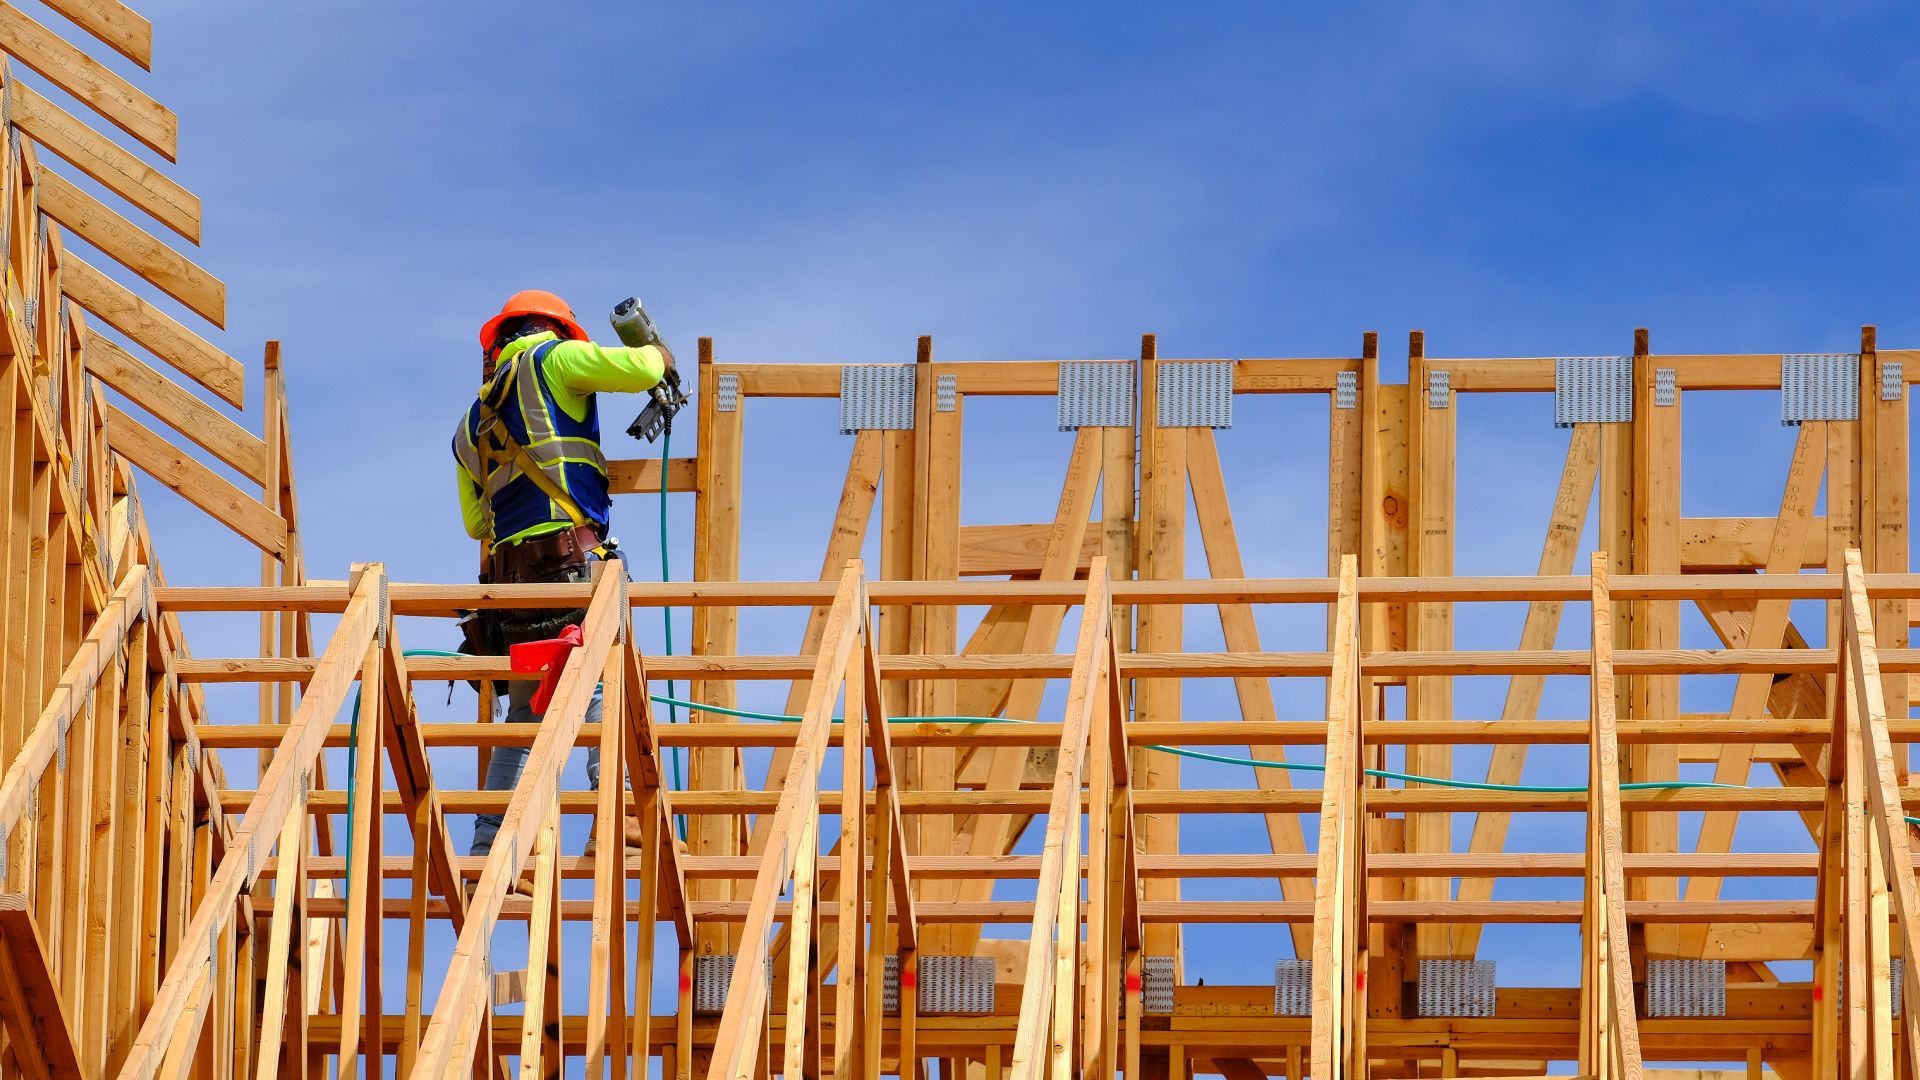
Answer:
[{"left": 453, "top": 289, "right": 673, "bottom": 858}]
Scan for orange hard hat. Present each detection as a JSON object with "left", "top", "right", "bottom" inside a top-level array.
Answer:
[{"left": 479, "top": 289, "right": 589, "bottom": 355}]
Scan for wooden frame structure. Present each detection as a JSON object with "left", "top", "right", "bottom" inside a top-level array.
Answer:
[{"left": 0, "top": 1, "right": 1916, "bottom": 1078}]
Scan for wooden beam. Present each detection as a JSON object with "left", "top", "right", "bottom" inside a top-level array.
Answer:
[
  {"left": 105, "top": 403, "right": 286, "bottom": 555},
  {"left": 0, "top": 1, "right": 174, "bottom": 158},
  {"left": 957, "top": 523, "right": 1100, "bottom": 577},
  {"left": 1582, "top": 554, "right": 1644, "bottom": 1079},
  {"left": 0, "top": 893, "right": 83, "bottom": 1078},
  {"left": 1679, "top": 422, "right": 1823, "bottom": 948},
  {"left": 1186, "top": 425, "right": 1315, "bottom": 955},
  {"left": 7, "top": 75, "right": 198, "bottom": 241},
  {"left": 605, "top": 455, "right": 697, "bottom": 495},
  {"left": 116, "top": 569, "right": 383, "bottom": 1080},
  {"left": 86, "top": 337, "right": 264, "bottom": 482},
  {"left": 705, "top": 563, "right": 864, "bottom": 1080},
  {"left": 1007, "top": 565, "right": 1108, "bottom": 1080},
  {"left": 39, "top": 168, "right": 224, "bottom": 325},
  {"left": 1681, "top": 516, "right": 1829, "bottom": 571},
  {"left": 1309, "top": 554, "right": 1362, "bottom": 1080},
  {"left": 1455, "top": 423, "right": 1599, "bottom": 957},
  {"left": 41, "top": 0, "right": 150, "bottom": 69},
  {"left": 63, "top": 254, "right": 243, "bottom": 406}
]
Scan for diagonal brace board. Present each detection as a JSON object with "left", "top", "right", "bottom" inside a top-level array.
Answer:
[
  {"left": 117, "top": 568, "right": 382, "bottom": 1080},
  {"left": 1456, "top": 423, "right": 1600, "bottom": 958},
  {"left": 411, "top": 566, "right": 624, "bottom": 1075},
  {"left": 1186, "top": 426, "right": 1316, "bottom": 956},
  {"left": 1678, "top": 422, "right": 1823, "bottom": 952}
]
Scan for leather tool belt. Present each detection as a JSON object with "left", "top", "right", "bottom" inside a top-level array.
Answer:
[{"left": 485, "top": 524, "right": 602, "bottom": 585}]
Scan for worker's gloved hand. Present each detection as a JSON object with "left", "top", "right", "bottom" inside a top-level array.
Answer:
[{"left": 656, "top": 341, "right": 677, "bottom": 377}]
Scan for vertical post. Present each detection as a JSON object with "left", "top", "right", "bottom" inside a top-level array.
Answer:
[
  {"left": 917, "top": 339, "right": 961, "bottom": 961},
  {"left": 1405, "top": 331, "right": 1452, "bottom": 964},
  {"left": 834, "top": 642, "right": 867, "bottom": 1080},
  {"left": 337, "top": 613, "right": 384, "bottom": 1080},
  {"left": 259, "top": 342, "right": 285, "bottom": 744},
  {"left": 692, "top": 334, "right": 742, "bottom": 957},
  {"left": 1630, "top": 326, "right": 1680, "bottom": 960},
  {"left": 1309, "top": 555, "right": 1361, "bottom": 1080},
  {"left": 783, "top": 813, "right": 819, "bottom": 1080},
  {"left": 1860, "top": 327, "right": 1910, "bottom": 748},
  {"left": 1135, "top": 332, "right": 1183, "bottom": 962},
  {"left": 587, "top": 627, "right": 631, "bottom": 1076},
  {"left": 520, "top": 806, "right": 563, "bottom": 1079}
]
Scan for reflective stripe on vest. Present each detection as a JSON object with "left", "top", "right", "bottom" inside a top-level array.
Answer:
[{"left": 453, "top": 338, "right": 613, "bottom": 539}]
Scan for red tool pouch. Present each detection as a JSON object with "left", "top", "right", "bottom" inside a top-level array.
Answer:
[{"left": 508, "top": 624, "right": 582, "bottom": 713}]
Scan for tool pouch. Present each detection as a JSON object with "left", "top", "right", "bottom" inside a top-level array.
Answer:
[
  {"left": 483, "top": 557, "right": 593, "bottom": 646},
  {"left": 455, "top": 610, "right": 503, "bottom": 698}
]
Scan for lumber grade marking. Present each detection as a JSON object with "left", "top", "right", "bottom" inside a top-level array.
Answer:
[
  {"left": 64, "top": 255, "right": 243, "bottom": 406},
  {"left": 0, "top": 0, "right": 174, "bottom": 157},
  {"left": 6, "top": 74, "right": 198, "bottom": 241},
  {"left": 39, "top": 168, "right": 224, "bottom": 325}
]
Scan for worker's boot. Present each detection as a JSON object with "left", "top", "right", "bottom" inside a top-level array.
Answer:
[
  {"left": 462, "top": 866, "right": 536, "bottom": 904},
  {"left": 582, "top": 809, "right": 648, "bottom": 856}
]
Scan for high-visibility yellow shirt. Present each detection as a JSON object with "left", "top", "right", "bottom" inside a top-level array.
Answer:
[{"left": 456, "top": 330, "right": 667, "bottom": 544}]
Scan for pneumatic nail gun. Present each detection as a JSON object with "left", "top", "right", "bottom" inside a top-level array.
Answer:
[{"left": 613, "top": 296, "right": 689, "bottom": 443}]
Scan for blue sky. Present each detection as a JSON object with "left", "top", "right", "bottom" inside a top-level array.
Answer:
[{"left": 90, "top": 0, "right": 1920, "bottom": 1060}]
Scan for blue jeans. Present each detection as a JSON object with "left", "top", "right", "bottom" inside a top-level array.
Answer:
[{"left": 469, "top": 668, "right": 604, "bottom": 857}]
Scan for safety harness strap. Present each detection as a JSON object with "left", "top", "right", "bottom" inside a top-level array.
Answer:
[{"left": 474, "top": 340, "right": 603, "bottom": 555}]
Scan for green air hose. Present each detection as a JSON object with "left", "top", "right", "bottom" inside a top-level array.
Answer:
[
  {"left": 659, "top": 428, "right": 688, "bottom": 840},
  {"left": 342, "top": 440, "right": 1920, "bottom": 897},
  {"left": 644, "top": 695, "right": 1758, "bottom": 796},
  {"left": 338, "top": 655, "right": 1920, "bottom": 904}
]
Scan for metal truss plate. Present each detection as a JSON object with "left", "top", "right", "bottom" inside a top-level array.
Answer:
[
  {"left": 1057, "top": 360, "right": 1133, "bottom": 430},
  {"left": 1780, "top": 353, "right": 1859, "bottom": 424},
  {"left": 1655, "top": 367, "right": 1676, "bottom": 407},
  {"left": 936, "top": 374, "right": 957, "bottom": 413},
  {"left": 914, "top": 955, "right": 995, "bottom": 1015},
  {"left": 1335, "top": 370, "right": 1357, "bottom": 410},
  {"left": 1273, "top": 959, "right": 1312, "bottom": 1016},
  {"left": 1155, "top": 361, "right": 1232, "bottom": 428},
  {"left": 1883, "top": 360, "right": 1905, "bottom": 402},
  {"left": 839, "top": 364, "right": 916, "bottom": 433},
  {"left": 715, "top": 372, "right": 739, "bottom": 413},
  {"left": 45, "top": 351, "right": 59, "bottom": 426},
  {"left": 1427, "top": 369, "right": 1450, "bottom": 409},
  {"left": 1896, "top": 957, "right": 1906, "bottom": 1017},
  {"left": 1143, "top": 955, "right": 1176, "bottom": 1014},
  {"left": 693, "top": 954, "right": 775, "bottom": 1015},
  {"left": 1418, "top": 959, "right": 1494, "bottom": 1018},
  {"left": 1645, "top": 958, "right": 1725, "bottom": 1017},
  {"left": 1555, "top": 356, "right": 1633, "bottom": 426}
]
